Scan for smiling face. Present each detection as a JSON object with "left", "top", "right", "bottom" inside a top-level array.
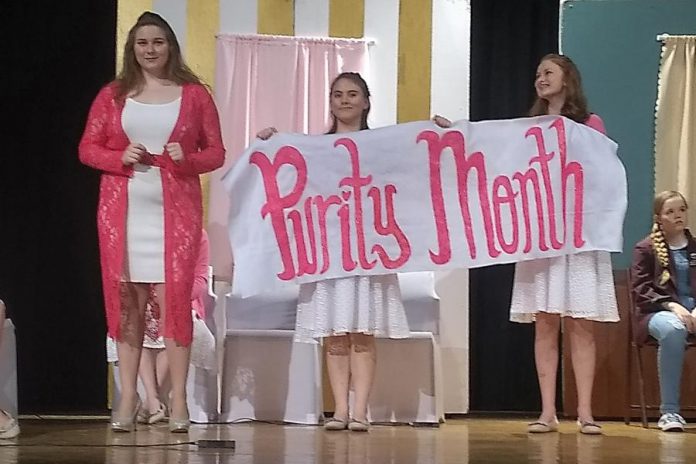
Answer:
[
  {"left": 656, "top": 195, "right": 689, "bottom": 236},
  {"left": 535, "top": 59, "right": 566, "bottom": 101},
  {"left": 133, "top": 25, "right": 170, "bottom": 76},
  {"left": 329, "top": 77, "right": 370, "bottom": 131}
]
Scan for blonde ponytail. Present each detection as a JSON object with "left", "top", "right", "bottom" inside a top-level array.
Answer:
[{"left": 650, "top": 222, "right": 671, "bottom": 285}]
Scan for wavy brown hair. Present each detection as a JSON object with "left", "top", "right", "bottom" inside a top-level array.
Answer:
[
  {"left": 651, "top": 190, "right": 689, "bottom": 284},
  {"left": 327, "top": 72, "right": 371, "bottom": 134},
  {"left": 529, "top": 54, "right": 590, "bottom": 123},
  {"left": 114, "top": 11, "right": 202, "bottom": 101}
]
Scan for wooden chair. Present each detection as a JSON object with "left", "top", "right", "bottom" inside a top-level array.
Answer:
[{"left": 624, "top": 269, "right": 696, "bottom": 427}]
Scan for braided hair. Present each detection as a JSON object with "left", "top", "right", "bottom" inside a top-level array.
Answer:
[
  {"left": 651, "top": 190, "right": 689, "bottom": 285},
  {"left": 650, "top": 222, "right": 671, "bottom": 285}
]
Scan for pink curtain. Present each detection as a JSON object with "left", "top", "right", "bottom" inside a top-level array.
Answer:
[{"left": 209, "top": 34, "right": 369, "bottom": 279}]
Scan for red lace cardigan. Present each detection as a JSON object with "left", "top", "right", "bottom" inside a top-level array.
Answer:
[{"left": 79, "top": 83, "right": 225, "bottom": 345}]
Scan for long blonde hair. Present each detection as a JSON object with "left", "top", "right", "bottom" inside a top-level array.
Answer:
[{"left": 651, "top": 190, "right": 689, "bottom": 285}]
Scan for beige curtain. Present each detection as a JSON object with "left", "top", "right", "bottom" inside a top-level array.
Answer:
[{"left": 654, "top": 36, "right": 696, "bottom": 225}]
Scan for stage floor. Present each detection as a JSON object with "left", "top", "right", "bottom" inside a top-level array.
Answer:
[{"left": 0, "top": 417, "right": 694, "bottom": 463}]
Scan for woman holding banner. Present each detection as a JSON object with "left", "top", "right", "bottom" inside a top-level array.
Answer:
[
  {"left": 79, "top": 12, "right": 224, "bottom": 433},
  {"left": 256, "top": 72, "right": 410, "bottom": 432},
  {"left": 434, "top": 54, "right": 618, "bottom": 434},
  {"left": 509, "top": 54, "right": 619, "bottom": 435}
]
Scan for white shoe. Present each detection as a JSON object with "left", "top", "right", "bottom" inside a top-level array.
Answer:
[
  {"left": 0, "top": 410, "right": 20, "bottom": 439},
  {"left": 658, "top": 413, "right": 686, "bottom": 432},
  {"left": 528, "top": 417, "right": 559, "bottom": 433},
  {"left": 147, "top": 402, "right": 167, "bottom": 425}
]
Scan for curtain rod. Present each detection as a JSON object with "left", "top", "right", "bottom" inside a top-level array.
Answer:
[
  {"left": 656, "top": 33, "right": 696, "bottom": 41},
  {"left": 216, "top": 33, "right": 376, "bottom": 46}
]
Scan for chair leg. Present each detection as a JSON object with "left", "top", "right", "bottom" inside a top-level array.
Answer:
[
  {"left": 635, "top": 345, "right": 648, "bottom": 428},
  {"left": 624, "top": 339, "right": 633, "bottom": 425}
]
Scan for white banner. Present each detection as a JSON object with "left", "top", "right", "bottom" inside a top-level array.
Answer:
[{"left": 223, "top": 116, "right": 627, "bottom": 297}]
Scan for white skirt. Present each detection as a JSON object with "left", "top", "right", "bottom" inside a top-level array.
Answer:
[
  {"left": 124, "top": 165, "right": 165, "bottom": 282},
  {"left": 294, "top": 274, "right": 410, "bottom": 344},
  {"left": 510, "top": 250, "right": 619, "bottom": 323}
]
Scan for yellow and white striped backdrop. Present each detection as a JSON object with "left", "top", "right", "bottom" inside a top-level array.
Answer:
[
  {"left": 117, "top": 0, "right": 470, "bottom": 126},
  {"left": 115, "top": 0, "right": 471, "bottom": 414}
]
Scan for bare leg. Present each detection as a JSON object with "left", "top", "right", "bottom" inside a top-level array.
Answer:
[
  {"left": 115, "top": 283, "right": 149, "bottom": 420},
  {"left": 566, "top": 317, "right": 596, "bottom": 422},
  {"left": 155, "top": 284, "right": 191, "bottom": 421},
  {"left": 139, "top": 348, "right": 164, "bottom": 414},
  {"left": 534, "top": 313, "right": 561, "bottom": 423},
  {"left": 325, "top": 335, "right": 351, "bottom": 421},
  {"left": 155, "top": 348, "right": 170, "bottom": 399},
  {"left": 348, "top": 333, "right": 376, "bottom": 423}
]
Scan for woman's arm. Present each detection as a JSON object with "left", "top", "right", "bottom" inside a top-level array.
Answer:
[
  {"left": 78, "top": 86, "right": 134, "bottom": 176},
  {"left": 172, "top": 86, "right": 225, "bottom": 176},
  {"left": 630, "top": 241, "right": 671, "bottom": 313}
]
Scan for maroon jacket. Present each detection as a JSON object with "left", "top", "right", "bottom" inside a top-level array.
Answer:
[{"left": 630, "top": 230, "right": 696, "bottom": 345}]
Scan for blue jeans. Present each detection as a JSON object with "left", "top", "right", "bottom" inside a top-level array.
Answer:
[{"left": 648, "top": 311, "right": 689, "bottom": 414}]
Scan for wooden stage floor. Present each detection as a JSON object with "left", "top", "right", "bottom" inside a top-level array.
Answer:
[{"left": 0, "top": 417, "right": 694, "bottom": 463}]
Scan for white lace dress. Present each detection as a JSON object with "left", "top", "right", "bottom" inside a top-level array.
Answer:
[
  {"left": 294, "top": 274, "right": 411, "bottom": 344},
  {"left": 510, "top": 250, "right": 619, "bottom": 323}
]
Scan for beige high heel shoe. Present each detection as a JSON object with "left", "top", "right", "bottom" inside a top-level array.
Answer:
[
  {"left": 168, "top": 415, "right": 190, "bottom": 433},
  {"left": 168, "top": 398, "right": 190, "bottom": 433},
  {"left": 111, "top": 397, "right": 142, "bottom": 433}
]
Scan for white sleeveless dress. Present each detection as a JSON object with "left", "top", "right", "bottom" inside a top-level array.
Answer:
[{"left": 120, "top": 97, "right": 181, "bottom": 283}]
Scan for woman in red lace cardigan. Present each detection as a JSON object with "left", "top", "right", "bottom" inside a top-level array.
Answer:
[{"left": 79, "top": 12, "right": 224, "bottom": 432}]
